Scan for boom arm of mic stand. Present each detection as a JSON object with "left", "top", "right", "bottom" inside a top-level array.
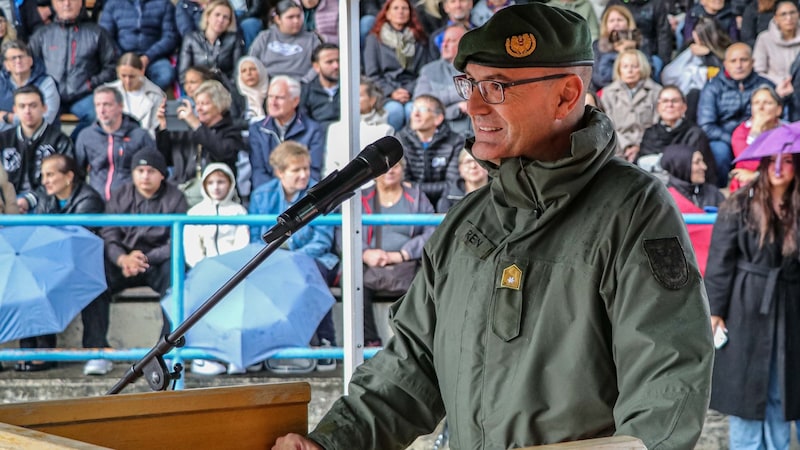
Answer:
[{"left": 106, "top": 232, "right": 290, "bottom": 395}]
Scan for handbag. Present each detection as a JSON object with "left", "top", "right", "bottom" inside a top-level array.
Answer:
[
  {"left": 362, "top": 195, "right": 418, "bottom": 295},
  {"left": 363, "top": 260, "right": 418, "bottom": 295}
]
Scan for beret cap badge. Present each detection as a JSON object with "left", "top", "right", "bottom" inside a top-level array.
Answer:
[{"left": 505, "top": 33, "right": 536, "bottom": 58}]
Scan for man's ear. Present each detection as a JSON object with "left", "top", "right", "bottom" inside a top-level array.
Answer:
[{"left": 554, "top": 74, "right": 584, "bottom": 120}]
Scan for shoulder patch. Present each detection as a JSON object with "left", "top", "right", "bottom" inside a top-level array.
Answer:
[{"left": 642, "top": 237, "right": 689, "bottom": 290}]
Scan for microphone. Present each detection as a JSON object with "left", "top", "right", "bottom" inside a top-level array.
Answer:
[{"left": 262, "top": 136, "right": 404, "bottom": 242}]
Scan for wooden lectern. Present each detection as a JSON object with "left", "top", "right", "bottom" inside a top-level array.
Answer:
[{"left": 0, "top": 382, "right": 309, "bottom": 449}]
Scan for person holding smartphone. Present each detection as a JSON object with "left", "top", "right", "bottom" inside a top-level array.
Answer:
[{"left": 706, "top": 152, "right": 800, "bottom": 449}]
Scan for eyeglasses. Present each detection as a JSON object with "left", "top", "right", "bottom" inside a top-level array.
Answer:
[
  {"left": 4, "top": 55, "right": 28, "bottom": 62},
  {"left": 658, "top": 97, "right": 683, "bottom": 105},
  {"left": 777, "top": 9, "right": 798, "bottom": 18},
  {"left": 453, "top": 73, "right": 570, "bottom": 104}
]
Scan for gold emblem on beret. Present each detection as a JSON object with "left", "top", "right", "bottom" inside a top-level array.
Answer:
[
  {"left": 500, "top": 264, "right": 522, "bottom": 290},
  {"left": 505, "top": 33, "right": 536, "bottom": 58}
]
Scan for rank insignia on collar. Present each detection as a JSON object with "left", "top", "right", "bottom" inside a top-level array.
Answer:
[
  {"left": 500, "top": 264, "right": 522, "bottom": 290},
  {"left": 505, "top": 33, "right": 536, "bottom": 58}
]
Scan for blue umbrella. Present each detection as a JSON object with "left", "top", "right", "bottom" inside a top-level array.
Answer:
[
  {"left": 0, "top": 226, "right": 107, "bottom": 343},
  {"left": 162, "top": 244, "right": 335, "bottom": 368}
]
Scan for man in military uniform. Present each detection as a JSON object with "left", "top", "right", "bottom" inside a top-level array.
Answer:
[{"left": 273, "top": 3, "right": 714, "bottom": 449}]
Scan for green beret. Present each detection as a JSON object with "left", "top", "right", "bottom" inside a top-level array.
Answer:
[{"left": 453, "top": 2, "right": 594, "bottom": 72}]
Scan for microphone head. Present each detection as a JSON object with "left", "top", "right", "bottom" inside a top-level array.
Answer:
[{"left": 359, "top": 136, "right": 405, "bottom": 176}]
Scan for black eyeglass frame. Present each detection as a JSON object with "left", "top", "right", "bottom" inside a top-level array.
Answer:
[{"left": 452, "top": 73, "right": 571, "bottom": 104}]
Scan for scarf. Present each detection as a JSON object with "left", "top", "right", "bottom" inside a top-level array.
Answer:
[
  {"left": 379, "top": 23, "right": 416, "bottom": 69},
  {"left": 235, "top": 56, "right": 269, "bottom": 122}
]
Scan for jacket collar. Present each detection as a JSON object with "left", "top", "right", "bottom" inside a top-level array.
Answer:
[{"left": 469, "top": 107, "right": 616, "bottom": 219}]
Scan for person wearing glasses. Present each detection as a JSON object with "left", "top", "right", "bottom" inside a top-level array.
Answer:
[
  {"left": 396, "top": 95, "right": 465, "bottom": 207},
  {"left": 273, "top": 3, "right": 713, "bottom": 449}
]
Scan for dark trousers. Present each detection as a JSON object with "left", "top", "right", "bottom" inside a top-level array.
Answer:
[
  {"left": 81, "top": 258, "right": 172, "bottom": 348},
  {"left": 314, "top": 260, "right": 338, "bottom": 346},
  {"left": 19, "top": 334, "right": 56, "bottom": 349},
  {"left": 363, "top": 288, "right": 381, "bottom": 344}
]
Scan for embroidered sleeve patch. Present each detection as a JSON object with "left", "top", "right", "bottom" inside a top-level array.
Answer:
[{"left": 642, "top": 237, "right": 689, "bottom": 290}]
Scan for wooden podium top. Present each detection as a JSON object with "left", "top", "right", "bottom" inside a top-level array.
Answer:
[
  {"left": 0, "top": 382, "right": 310, "bottom": 450},
  {"left": 518, "top": 436, "right": 647, "bottom": 449}
]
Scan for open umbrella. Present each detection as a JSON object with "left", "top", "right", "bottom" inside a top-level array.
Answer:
[
  {"left": 162, "top": 244, "right": 335, "bottom": 368},
  {"left": 733, "top": 122, "right": 800, "bottom": 174},
  {"left": 0, "top": 226, "right": 107, "bottom": 343}
]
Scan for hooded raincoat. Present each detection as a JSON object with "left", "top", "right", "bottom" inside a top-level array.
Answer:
[
  {"left": 308, "top": 108, "right": 714, "bottom": 450},
  {"left": 184, "top": 163, "right": 249, "bottom": 268}
]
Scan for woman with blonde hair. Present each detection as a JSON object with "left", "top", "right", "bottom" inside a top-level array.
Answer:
[
  {"left": 601, "top": 49, "right": 662, "bottom": 161},
  {"left": 178, "top": 0, "right": 244, "bottom": 84},
  {"left": 591, "top": 4, "right": 639, "bottom": 91}
]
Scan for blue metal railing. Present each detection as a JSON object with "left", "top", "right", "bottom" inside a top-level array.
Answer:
[{"left": 0, "top": 212, "right": 717, "bottom": 380}]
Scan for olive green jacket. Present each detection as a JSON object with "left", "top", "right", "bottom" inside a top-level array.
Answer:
[{"left": 309, "top": 108, "right": 714, "bottom": 450}]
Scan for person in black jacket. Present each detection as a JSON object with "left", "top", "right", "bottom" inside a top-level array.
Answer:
[
  {"left": 639, "top": 85, "right": 717, "bottom": 185},
  {"left": 606, "top": 0, "right": 675, "bottom": 76},
  {"left": 157, "top": 79, "right": 247, "bottom": 205},
  {"left": 300, "top": 43, "right": 340, "bottom": 132},
  {"left": 88, "top": 148, "right": 189, "bottom": 376},
  {"left": 16, "top": 153, "right": 106, "bottom": 372},
  {"left": 395, "top": 94, "right": 464, "bottom": 206},
  {"left": 28, "top": 0, "right": 117, "bottom": 140},
  {"left": 0, "top": 85, "right": 74, "bottom": 213},
  {"left": 178, "top": 0, "right": 244, "bottom": 86}
]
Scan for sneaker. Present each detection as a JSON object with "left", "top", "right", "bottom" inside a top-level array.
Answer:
[
  {"left": 83, "top": 359, "right": 113, "bottom": 376},
  {"left": 264, "top": 358, "right": 316, "bottom": 374},
  {"left": 190, "top": 359, "right": 226, "bottom": 376},
  {"left": 227, "top": 362, "right": 246, "bottom": 374},
  {"left": 316, "top": 339, "right": 336, "bottom": 372}
]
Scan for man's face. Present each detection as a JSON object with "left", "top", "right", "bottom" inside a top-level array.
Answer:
[
  {"left": 94, "top": 91, "right": 123, "bottom": 128},
  {"left": 409, "top": 99, "right": 443, "bottom": 132},
  {"left": 3, "top": 48, "right": 33, "bottom": 76},
  {"left": 52, "top": 0, "right": 82, "bottom": 22},
  {"left": 463, "top": 63, "right": 565, "bottom": 162},
  {"left": 723, "top": 45, "right": 754, "bottom": 81},
  {"left": 13, "top": 92, "right": 46, "bottom": 129},
  {"left": 267, "top": 81, "right": 300, "bottom": 124},
  {"left": 132, "top": 165, "right": 164, "bottom": 198},
  {"left": 440, "top": 26, "right": 466, "bottom": 62},
  {"left": 314, "top": 49, "right": 340, "bottom": 84},
  {"left": 443, "top": 0, "right": 473, "bottom": 21}
]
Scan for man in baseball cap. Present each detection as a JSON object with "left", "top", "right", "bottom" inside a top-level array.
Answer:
[{"left": 274, "top": 3, "right": 713, "bottom": 449}]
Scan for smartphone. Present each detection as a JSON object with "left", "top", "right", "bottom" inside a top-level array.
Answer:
[{"left": 714, "top": 327, "right": 728, "bottom": 349}]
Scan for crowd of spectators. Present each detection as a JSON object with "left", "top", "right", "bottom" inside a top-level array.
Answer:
[{"left": 2, "top": 0, "right": 800, "bottom": 382}]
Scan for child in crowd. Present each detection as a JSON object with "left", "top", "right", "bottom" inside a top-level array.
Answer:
[{"left": 184, "top": 162, "right": 250, "bottom": 375}]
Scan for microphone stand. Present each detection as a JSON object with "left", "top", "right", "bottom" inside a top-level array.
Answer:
[{"left": 107, "top": 231, "right": 290, "bottom": 395}]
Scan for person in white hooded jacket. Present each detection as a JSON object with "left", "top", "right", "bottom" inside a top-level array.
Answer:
[
  {"left": 184, "top": 162, "right": 250, "bottom": 376},
  {"left": 183, "top": 162, "right": 249, "bottom": 268}
]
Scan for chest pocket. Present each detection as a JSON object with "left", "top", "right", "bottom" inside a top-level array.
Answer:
[{"left": 491, "top": 258, "right": 529, "bottom": 342}]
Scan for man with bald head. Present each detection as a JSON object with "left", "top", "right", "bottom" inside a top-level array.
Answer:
[
  {"left": 697, "top": 42, "right": 774, "bottom": 187},
  {"left": 273, "top": 3, "right": 713, "bottom": 449}
]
